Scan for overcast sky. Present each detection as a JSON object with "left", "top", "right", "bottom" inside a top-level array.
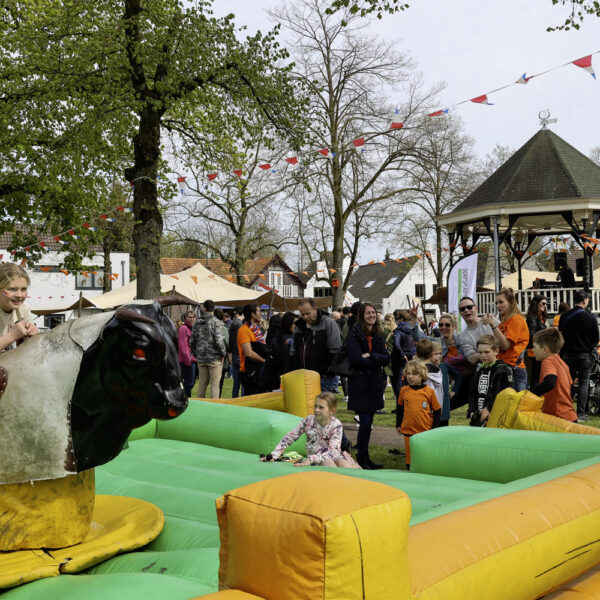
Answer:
[{"left": 216, "top": 0, "right": 600, "bottom": 159}]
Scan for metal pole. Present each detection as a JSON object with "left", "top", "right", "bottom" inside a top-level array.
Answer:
[{"left": 493, "top": 216, "right": 501, "bottom": 293}]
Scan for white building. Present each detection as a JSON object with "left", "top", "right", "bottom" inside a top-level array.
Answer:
[
  {"left": 347, "top": 255, "right": 440, "bottom": 317},
  {"left": 0, "top": 232, "right": 130, "bottom": 329}
]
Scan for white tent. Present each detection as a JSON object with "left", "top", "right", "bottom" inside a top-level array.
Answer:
[
  {"left": 485, "top": 269, "right": 558, "bottom": 290},
  {"left": 63, "top": 262, "right": 265, "bottom": 311}
]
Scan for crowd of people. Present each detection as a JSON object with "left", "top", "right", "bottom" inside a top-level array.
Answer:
[
  {"left": 175, "top": 288, "right": 600, "bottom": 471},
  {"left": 1, "top": 260, "right": 596, "bottom": 474}
]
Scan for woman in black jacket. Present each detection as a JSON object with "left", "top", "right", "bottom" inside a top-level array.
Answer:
[
  {"left": 347, "top": 302, "right": 390, "bottom": 470},
  {"left": 525, "top": 295, "right": 547, "bottom": 385}
]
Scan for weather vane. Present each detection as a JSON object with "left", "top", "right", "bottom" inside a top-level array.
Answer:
[{"left": 539, "top": 109, "right": 557, "bottom": 129}]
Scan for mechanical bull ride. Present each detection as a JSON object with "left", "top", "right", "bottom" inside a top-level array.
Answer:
[{"left": 0, "top": 297, "right": 192, "bottom": 552}]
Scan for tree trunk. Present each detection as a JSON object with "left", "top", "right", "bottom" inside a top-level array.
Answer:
[
  {"left": 332, "top": 215, "right": 345, "bottom": 308},
  {"left": 102, "top": 235, "right": 112, "bottom": 293},
  {"left": 126, "top": 106, "right": 163, "bottom": 300}
]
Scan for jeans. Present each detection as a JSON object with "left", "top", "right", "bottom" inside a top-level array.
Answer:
[
  {"left": 356, "top": 411, "right": 374, "bottom": 456},
  {"left": 320, "top": 375, "right": 339, "bottom": 393},
  {"left": 513, "top": 366, "right": 528, "bottom": 392},
  {"left": 563, "top": 352, "right": 593, "bottom": 416},
  {"left": 231, "top": 355, "right": 242, "bottom": 398},
  {"left": 179, "top": 362, "right": 196, "bottom": 398}
]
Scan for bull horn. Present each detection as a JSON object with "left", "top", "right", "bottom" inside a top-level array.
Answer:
[
  {"left": 115, "top": 307, "right": 156, "bottom": 324},
  {"left": 155, "top": 294, "right": 202, "bottom": 307}
]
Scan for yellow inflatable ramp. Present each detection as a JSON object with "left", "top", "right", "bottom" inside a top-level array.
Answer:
[
  {"left": 545, "top": 564, "right": 600, "bottom": 598},
  {"left": 408, "top": 462, "right": 600, "bottom": 600},
  {"left": 216, "top": 471, "right": 412, "bottom": 600},
  {"left": 0, "top": 495, "right": 164, "bottom": 589}
]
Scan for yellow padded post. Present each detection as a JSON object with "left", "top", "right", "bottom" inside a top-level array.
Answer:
[
  {"left": 281, "top": 369, "right": 321, "bottom": 417},
  {"left": 216, "top": 471, "right": 412, "bottom": 600},
  {"left": 0, "top": 469, "right": 95, "bottom": 551},
  {"left": 488, "top": 388, "right": 600, "bottom": 435}
]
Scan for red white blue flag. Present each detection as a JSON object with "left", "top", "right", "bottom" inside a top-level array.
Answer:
[{"left": 572, "top": 55, "right": 596, "bottom": 79}]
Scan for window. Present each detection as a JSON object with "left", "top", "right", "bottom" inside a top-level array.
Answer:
[
  {"left": 385, "top": 277, "right": 397, "bottom": 286},
  {"left": 364, "top": 280, "right": 375, "bottom": 288},
  {"left": 75, "top": 270, "right": 105, "bottom": 290},
  {"left": 44, "top": 314, "right": 65, "bottom": 329},
  {"left": 314, "top": 287, "right": 332, "bottom": 297},
  {"left": 269, "top": 270, "right": 283, "bottom": 289},
  {"left": 415, "top": 283, "right": 425, "bottom": 298}
]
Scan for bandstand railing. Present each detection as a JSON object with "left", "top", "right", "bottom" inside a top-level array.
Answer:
[{"left": 476, "top": 288, "right": 600, "bottom": 315}]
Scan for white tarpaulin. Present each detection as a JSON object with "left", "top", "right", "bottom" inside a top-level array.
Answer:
[{"left": 63, "top": 262, "right": 264, "bottom": 311}]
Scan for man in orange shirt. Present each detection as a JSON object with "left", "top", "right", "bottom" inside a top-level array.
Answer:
[
  {"left": 237, "top": 303, "right": 267, "bottom": 396},
  {"left": 531, "top": 328, "right": 578, "bottom": 423}
]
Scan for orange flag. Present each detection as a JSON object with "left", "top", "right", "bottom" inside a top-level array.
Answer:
[{"left": 191, "top": 276, "right": 197, "bottom": 284}]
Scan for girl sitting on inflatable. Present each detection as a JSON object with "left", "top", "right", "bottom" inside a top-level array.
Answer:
[
  {"left": 0, "top": 263, "right": 39, "bottom": 353},
  {"left": 260, "top": 392, "right": 360, "bottom": 468}
]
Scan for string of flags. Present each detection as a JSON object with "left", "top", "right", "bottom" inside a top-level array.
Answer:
[
  {"left": 2, "top": 204, "right": 133, "bottom": 260},
  {"left": 170, "top": 51, "right": 598, "bottom": 187}
]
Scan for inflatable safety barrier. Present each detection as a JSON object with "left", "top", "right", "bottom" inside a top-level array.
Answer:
[{"left": 3, "top": 400, "right": 600, "bottom": 599}]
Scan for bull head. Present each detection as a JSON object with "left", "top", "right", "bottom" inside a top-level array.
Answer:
[{"left": 69, "top": 300, "right": 192, "bottom": 472}]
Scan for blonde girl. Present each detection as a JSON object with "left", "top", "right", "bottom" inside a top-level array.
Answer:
[
  {"left": 0, "top": 264, "right": 39, "bottom": 352},
  {"left": 260, "top": 392, "right": 361, "bottom": 468}
]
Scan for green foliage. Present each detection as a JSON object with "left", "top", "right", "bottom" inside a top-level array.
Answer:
[
  {"left": 0, "top": 0, "right": 305, "bottom": 296},
  {"left": 548, "top": 0, "right": 600, "bottom": 30}
]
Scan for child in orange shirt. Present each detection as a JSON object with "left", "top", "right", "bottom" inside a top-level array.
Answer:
[
  {"left": 396, "top": 360, "right": 441, "bottom": 470},
  {"left": 531, "top": 328, "right": 578, "bottom": 423}
]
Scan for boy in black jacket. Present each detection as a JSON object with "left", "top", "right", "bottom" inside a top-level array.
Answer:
[{"left": 468, "top": 335, "right": 514, "bottom": 426}]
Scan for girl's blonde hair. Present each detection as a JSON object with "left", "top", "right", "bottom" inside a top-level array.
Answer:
[
  {"left": 430, "top": 341, "right": 442, "bottom": 353},
  {"left": 438, "top": 312, "right": 457, "bottom": 328},
  {"left": 403, "top": 359, "right": 429, "bottom": 382},
  {"left": 315, "top": 391, "right": 337, "bottom": 412},
  {"left": 384, "top": 313, "right": 396, "bottom": 329},
  {"left": 496, "top": 287, "right": 521, "bottom": 322},
  {"left": 0, "top": 263, "right": 30, "bottom": 290}
]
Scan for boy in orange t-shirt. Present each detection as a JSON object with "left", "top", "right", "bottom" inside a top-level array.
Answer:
[
  {"left": 531, "top": 328, "right": 578, "bottom": 423},
  {"left": 396, "top": 360, "right": 441, "bottom": 469}
]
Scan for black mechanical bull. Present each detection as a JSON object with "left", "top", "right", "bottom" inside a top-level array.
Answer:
[{"left": 0, "top": 296, "right": 196, "bottom": 484}]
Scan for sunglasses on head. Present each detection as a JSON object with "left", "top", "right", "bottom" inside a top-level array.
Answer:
[{"left": 459, "top": 304, "right": 475, "bottom": 312}]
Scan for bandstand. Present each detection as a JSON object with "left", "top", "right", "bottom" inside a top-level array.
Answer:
[{"left": 438, "top": 119, "right": 600, "bottom": 315}]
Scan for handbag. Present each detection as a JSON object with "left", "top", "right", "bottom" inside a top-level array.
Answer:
[{"left": 331, "top": 346, "right": 354, "bottom": 378}]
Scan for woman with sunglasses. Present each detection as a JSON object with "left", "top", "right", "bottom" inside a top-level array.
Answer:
[
  {"left": 482, "top": 288, "right": 529, "bottom": 391},
  {"left": 525, "top": 295, "right": 548, "bottom": 385},
  {"left": 409, "top": 308, "right": 466, "bottom": 366}
]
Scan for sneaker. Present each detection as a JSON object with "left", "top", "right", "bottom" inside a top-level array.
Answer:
[
  {"left": 354, "top": 415, "right": 360, "bottom": 428},
  {"left": 342, "top": 396, "right": 348, "bottom": 402},
  {"left": 578, "top": 414, "right": 589, "bottom": 422}
]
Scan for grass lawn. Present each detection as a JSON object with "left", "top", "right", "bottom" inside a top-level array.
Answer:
[{"left": 194, "top": 375, "right": 600, "bottom": 470}]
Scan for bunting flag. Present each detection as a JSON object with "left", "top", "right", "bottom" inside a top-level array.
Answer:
[
  {"left": 515, "top": 73, "right": 532, "bottom": 84},
  {"left": 232, "top": 169, "right": 243, "bottom": 177},
  {"left": 352, "top": 137, "right": 365, "bottom": 152},
  {"left": 572, "top": 55, "right": 596, "bottom": 79},
  {"left": 100, "top": 215, "right": 116, "bottom": 222},
  {"left": 471, "top": 94, "right": 494, "bottom": 105},
  {"left": 60, "top": 269, "right": 69, "bottom": 275},
  {"left": 207, "top": 173, "right": 217, "bottom": 181},
  {"left": 171, "top": 275, "right": 179, "bottom": 280},
  {"left": 428, "top": 108, "right": 450, "bottom": 117},
  {"left": 177, "top": 176, "right": 186, "bottom": 195},
  {"left": 116, "top": 206, "right": 133, "bottom": 213},
  {"left": 82, "top": 223, "right": 98, "bottom": 231},
  {"left": 328, "top": 268, "right": 337, "bottom": 273},
  {"left": 318, "top": 148, "right": 330, "bottom": 157},
  {"left": 285, "top": 157, "right": 298, "bottom": 165},
  {"left": 258, "top": 163, "right": 272, "bottom": 170},
  {"left": 68, "top": 230, "right": 80, "bottom": 239},
  {"left": 191, "top": 276, "right": 197, "bottom": 284}
]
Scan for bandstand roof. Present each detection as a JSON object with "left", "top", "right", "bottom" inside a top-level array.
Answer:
[{"left": 438, "top": 128, "right": 600, "bottom": 235}]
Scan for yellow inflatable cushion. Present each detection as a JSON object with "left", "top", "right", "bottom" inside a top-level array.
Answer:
[
  {"left": 545, "top": 563, "right": 600, "bottom": 598},
  {"left": 0, "top": 495, "right": 163, "bottom": 589},
  {"left": 409, "top": 462, "right": 600, "bottom": 600},
  {"left": 193, "top": 592, "right": 265, "bottom": 600},
  {"left": 216, "top": 471, "right": 412, "bottom": 600}
]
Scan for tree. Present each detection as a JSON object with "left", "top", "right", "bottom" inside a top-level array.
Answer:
[
  {"left": 1, "top": 0, "right": 303, "bottom": 298},
  {"left": 164, "top": 126, "right": 303, "bottom": 283},
  {"left": 276, "top": 0, "right": 437, "bottom": 306},
  {"left": 393, "top": 115, "right": 476, "bottom": 287},
  {"left": 547, "top": 0, "right": 600, "bottom": 30}
]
